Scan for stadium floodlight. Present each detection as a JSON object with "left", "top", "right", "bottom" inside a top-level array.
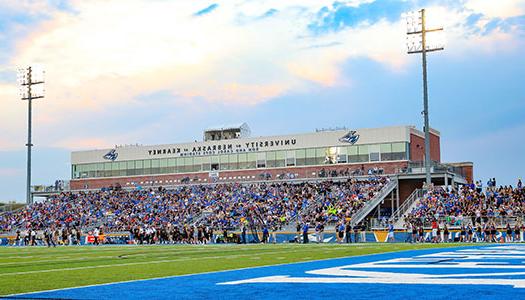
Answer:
[
  {"left": 17, "top": 66, "right": 45, "bottom": 205},
  {"left": 405, "top": 9, "right": 444, "bottom": 188}
]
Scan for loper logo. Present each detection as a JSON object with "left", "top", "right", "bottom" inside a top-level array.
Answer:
[
  {"left": 339, "top": 130, "right": 359, "bottom": 145},
  {"left": 103, "top": 149, "right": 118, "bottom": 161}
]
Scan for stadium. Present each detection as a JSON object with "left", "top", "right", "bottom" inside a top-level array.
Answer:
[{"left": 1, "top": 1, "right": 524, "bottom": 300}]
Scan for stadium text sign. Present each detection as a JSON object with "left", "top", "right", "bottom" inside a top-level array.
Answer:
[{"left": 147, "top": 138, "right": 298, "bottom": 157}]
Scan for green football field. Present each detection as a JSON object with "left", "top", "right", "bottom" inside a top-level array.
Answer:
[{"left": 0, "top": 243, "right": 473, "bottom": 296}]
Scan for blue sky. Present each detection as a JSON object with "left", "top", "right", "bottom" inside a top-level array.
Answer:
[{"left": 0, "top": 0, "right": 524, "bottom": 202}]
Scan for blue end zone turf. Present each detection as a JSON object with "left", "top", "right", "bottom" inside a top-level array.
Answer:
[{"left": 8, "top": 245, "right": 525, "bottom": 300}]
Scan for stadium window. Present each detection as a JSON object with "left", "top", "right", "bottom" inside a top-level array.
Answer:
[
  {"left": 90, "top": 164, "right": 99, "bottom": 177},
  {"left": 238, "top": 153, "right": 247, "bottom": 169},
  {"left": 71, "top": 165, "right": 78, "bottom": 179},
  {"left": 174, "top": 158, "right": 184, "bottom": 173},
  {"left": 358, "top": 145, "right": 369, "bottom": 162},
  {"left": 295, "top": 149, "right": 306, "bottom": 166},
  {"left": 228, "top": 154, "right": 238, "bottom": 170},
  {"left": 167, "top": 158, "right": 177, "bottom": 173},
  {"left": 143, "top": 159, "right": 152, "bottom": 175},
  {"left": 76, "top": 164, "right": 85, "bottom": 178},
  {"left": 194, "top": 156, "right": 204, "bottom": 172},
  {"left": 159, "top": 159, "right": 168, "bottom": 173},
  {"left": 134, "top": 160, "right": 144, "bottom": 176},
  {"left": 184, "top": 157, "right": 194, "bottom": 172},
  {"left": 256, "top": 160, "right": 266, "bottom": 168},
  {"left": 266, "top": 151, "right": 276, "bottom": 168},
  {"left": 247, "top": 153, "right": 257, "bottom": 169},
  {"left": 337, "top": 154, "right": 347, "bottom": 163},
  {"left": 391, "top": 142, "right": 408, "bottom": 160},
  {"left": 167, "top": 158, "right": 176, "bottom": 167},
  {"left": 220, "top": 155, "right": 229, "bottom": 170},
  {"left": 305, "top": 148, "right": 316, "bottom": 165},
  {"left": 325, "top": 147, "right": 338, "bottom": 164},
  {"left": 286, "top": 151, "right": 295, "bottom": 166},
  {"left": 315, "top": 148, "right": 325, "bottom": 165},
  {"left": 151, "top": 159, "right": 160, "bottom": 168},
  {"left": 347, "top": 146, "right": 358, "bottom": 163},
  {"left": 95, "top": 163, "right": 104, "bottom": 177},
  {"left": 369, "top": 144, "right": 380, "bottom": 162},
  {"left": 380, "top": 143, "right": 393, "bottom": 161},
  {"left": 275, "top": 151, "right": 286, "bottom": 167},
  {"left": 201, "top": 156, "right": 211, "bottom": 171},
  {"left": 150, "top": 159, "right": 161, "bottom": 175},
  {"left": 256, "top": 152, "right": 266, "bottom": 168}
]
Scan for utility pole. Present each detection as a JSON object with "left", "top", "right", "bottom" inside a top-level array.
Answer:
[
  {"left": 17, "top": 66, "right": 45, "bottom": 205},
  {"left": 406, "top": 9, "right": 444, "bottom": 188}
]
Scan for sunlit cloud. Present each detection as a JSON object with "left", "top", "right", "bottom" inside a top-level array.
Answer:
[
  {"left": 465, "top": 0, "right": 525, "bottom": 19},
  {"left": 0, "top": 0, "right": 523, "bottom": 150}
]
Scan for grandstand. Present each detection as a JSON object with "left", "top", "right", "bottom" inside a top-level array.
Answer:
[
  {"left": 1, "top": 123, "right": 484, "bottom": 246},
  {"left": 398, "top": 183, "right": 525, "bottom": 242},
  {"left": 66, "top": 124, "right": 471, "bottom": 220}
]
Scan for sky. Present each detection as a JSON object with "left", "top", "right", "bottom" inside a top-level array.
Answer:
[{"left": 0, "top": 0, "right": 524, "bottom": 202}]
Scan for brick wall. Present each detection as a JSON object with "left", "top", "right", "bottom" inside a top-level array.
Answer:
[
  {"left": 410, "top": 132, "right": 440, "bottom": 163},
  {"left": 70, "top": 161, "right": 410, "bottom": 190}
]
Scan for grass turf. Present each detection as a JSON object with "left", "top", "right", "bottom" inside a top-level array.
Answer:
[{"left": 0, "top": 243, "right": 473, "bottom": 296}]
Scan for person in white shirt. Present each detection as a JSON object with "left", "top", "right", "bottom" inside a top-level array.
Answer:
[{"left": 93, "top": 228, "right": 100, "bottom": 245}]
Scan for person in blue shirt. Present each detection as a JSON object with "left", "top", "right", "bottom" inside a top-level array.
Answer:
[
  {"left": 262, "top": 225, "right": 269, "bottom": 243},
  {"left": 302, "top": 222, "right": 309, "bottom": 244}
]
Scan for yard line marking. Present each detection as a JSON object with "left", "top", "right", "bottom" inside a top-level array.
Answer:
[{"left": 0, "top": 248, "right": 342, "bottom": 277}]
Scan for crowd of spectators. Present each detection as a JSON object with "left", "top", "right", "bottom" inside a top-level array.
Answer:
[
  {"left": 404, "top": 179, "right": 524, "bottom": 228},
  {"left": 0, "top": 177, "right": 389, "bottom": 245}
]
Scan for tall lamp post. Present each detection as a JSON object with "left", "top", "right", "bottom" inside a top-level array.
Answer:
[
  {"left": 17, "top": 66, "right": 45, "bottom": 205},
  {"left": 406, "top": 9, "right": 444, "bottom": 188}
]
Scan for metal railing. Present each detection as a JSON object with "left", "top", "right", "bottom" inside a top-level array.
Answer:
[
  {"left": 350, "top": 179, "right": 398, "bottom": 226},
  {"left": 390, "top": 189, "right": 425, "bottom": 223},
  {"left": 406, "top": 161, "right": 467, "bottom": 178},
  {"left": 31, "top": 181, "right": 70, "bottom": 193},
  {"left": 372, "top": 216, "right": 525, "bottom": 230},
  {"left": 0, "top": 203, "right": 26, "bottom": 216}
]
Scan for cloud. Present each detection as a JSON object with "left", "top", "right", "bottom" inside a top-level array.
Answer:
[
  {"left": 465, "top": 0, "right": 525, "bottom": 19},
  {"left": 0, "top": 0, "right": 524, "bottom": 151}
]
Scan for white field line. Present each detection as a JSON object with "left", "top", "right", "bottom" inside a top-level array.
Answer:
[
  {"left": 0, "top": 245, "right": 288, "bottom": 260},
  {"left": 0, "top": 255, "right": 119, "bottom": 266},
  {"left": 0, "top": 249, "right": 287, "bottom": 266},
  {"left": 4, "top": 244, "right": 483, "bottom": 298},
  {"left": 0, "top": 248, "right": 345, "bottom": 277},
  {"left": 0, "top": 244, "right": 381, "bottom": 263},
  {"left": 0, "top": 243, "right": 383, "bottom": 254}
]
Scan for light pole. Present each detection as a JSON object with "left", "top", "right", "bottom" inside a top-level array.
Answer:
[
  {"left": 17, "top": 66, "right": 45, "bottom": 205},
  {"left": 406, "top": 9, "right": 444, "bottom": 188}
]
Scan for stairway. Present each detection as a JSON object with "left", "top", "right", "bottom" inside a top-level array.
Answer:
[
  {"left": 350, "top": 179, "right": 398, "bottom": 226},
  {"left": 391, "top": 189, "right": 425, "bottom": 228}
]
